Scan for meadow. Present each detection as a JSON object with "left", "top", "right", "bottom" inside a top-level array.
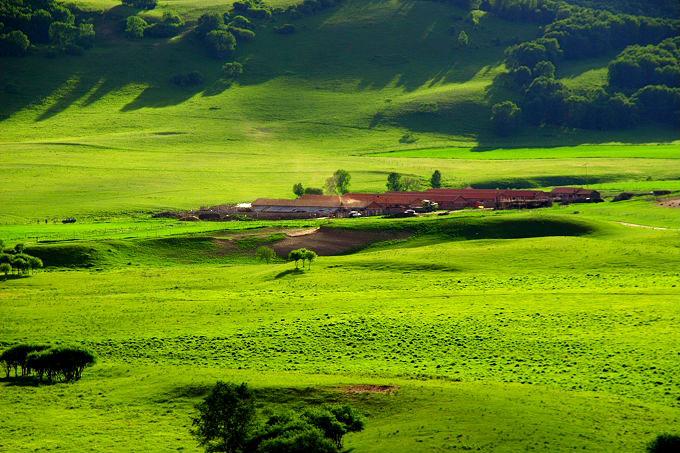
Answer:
[{"left": 1, "top": 0, "right": 680, "bottom": 450}]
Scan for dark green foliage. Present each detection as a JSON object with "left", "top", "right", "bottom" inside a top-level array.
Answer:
[
  {"left": 293, "top": 183, "right": 304, "bottom": 197},
  {"left": 522, "top": 76, "right": 568, "bottom": 125},
  {"left": 248, "top": 404, "right": 364, "bottom": 452},
  {"left": 192, "top": 382, "right": 255, "bottom": 453},
  {"left": 206, "top": 29, "right": 237, "bottom": 58},
  {"left": 457, "top": 30, "right": 469, "bottom": 47},
  {"left": 648, "top": 434, "right": 680, "bottom": 453},
  {"left": 534, "top": 60, "right": 556, "bottom": 78},
  {"left": 196, "top": 13, "right": 224, "bottom": 36},
  {"left": 26, "top": 346, "right": 96, "bottom": 382},
  {"left": 386, "top": 172, "right": 402, "bottom": 192},
  {"left": 170, "top": 71, "right": 204, "bottom": 87},
  {"left": 0, "top": 262, "right": 10, "bottom": 276},
  {"left": 121, "top": 0, "right": 157, "bottom": 10},
  {"left": 229, "top": 15, "right": 252, "bottom": 30},
  {"left": 491, "top": 101, "right": 522, "bottom": 136},
  {"left": 228, "top": 26, "right": 255, "bottom": 43},
  {"left": 303, "top": 187, "right": 323, "bottom": 195},
  {"left": 325, "top": 169, "right": 351, "bottom": 195},
  {"left": 505, "top": 38, "right": 562, "bottom": 69},
  {"left": 430, "top": 170, "right": 442, "bottom": 189},
  {"left": 608, "top": 37, "right": 680, "bottom": 91},
  {"left": 125, "top": 16, "right": 147, "bottom": 39},
  {"left": 0, "top": 29, "right": 29, "bottom": 55},
  {"left": 144, "top": 11, "right": 184, "bottom": 38},
  {"left": 287, "top": 249, "right": 303, "bottom": 268},
  {"left": 222, "top": 61, "right": 244, "bottom": 79},
  {"left": 250, "top": 412, "right": 337, "bottom": 453},
  {"left": 484, "top": 0, "right": 558, "bottom": 24},
  {"left": 0, "top": 344, "right": 48, "bottom": 377},
  {"left": 274, "top": 24, "right": 295, "bottom": 35},
  {"left": 633, "top": 85, "right": 680, "bottom": 124},
  {"left": 287, "top": 0, "right": 345, "bottom": 17},
  {"left": 256, "top": 246, "right": 276, "bottom": 263}
]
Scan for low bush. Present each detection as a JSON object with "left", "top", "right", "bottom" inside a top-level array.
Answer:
[
  {"left": 228, "top": 26, "right": 255, "bottom": 43},
  {"left": 274, "top": 23, "right": 295, "bottom": 35},
  {"left": 121, "top": 0, "right": 157, "bottom": 10},
  {"left": 222, "top": 61, "right": 244, "bottom": 79},
  {"left": 125, "top": 16, "right": 147, "bottom": 39}
]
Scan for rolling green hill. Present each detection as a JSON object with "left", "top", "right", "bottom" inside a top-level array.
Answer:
[{"left": 1, "top": 0, "right": 678, "bottom": 222}]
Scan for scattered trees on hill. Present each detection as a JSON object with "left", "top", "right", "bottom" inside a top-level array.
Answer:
[
  {"left": 288, "top": 248, "right": 317, "bottom": 269},
  {"left": 1, "top": 344, "right": 95, "bottom": 382},
  {"left": 0, "top": 243, "right": 43, "bottom": 277},
  {"left": 325, "top": 169, "right": 351, "bottom": 195},
  {"left": 608, "top": 37, "right": 680, "bottom": 92},
  {"left": 0, "top": 0, "right": 96, "bottom": 57},
  {"left": 386, "top": 172, "right": 422, "bottom": 191},
  {"left": 192, "top": 381, "right": 364, "bottom": 453},
  {"left": 144, "top": 11, "right": 184, "bottom": 38}
]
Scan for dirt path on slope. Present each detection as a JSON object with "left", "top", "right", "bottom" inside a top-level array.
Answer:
[{"left": 272, "top": 227, "right": 411, "bottom": 256}]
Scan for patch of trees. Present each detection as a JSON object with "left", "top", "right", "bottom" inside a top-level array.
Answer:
[
  {"left": 1, "top": 344, "right": 96, "bottom": 382},
  {"left": 293, "top": 183, "right": 324, "bottom": 196},
  {"left": 0, "top": 0, "right": 95, "bottom": 56},
  {"left": 0, "top": 241, "right": 43, "bottom": 276},
  {"left": 195, "top": 5, "right": 265, "bottom": 60},
  {"left": 608, "top": 37, "right": 680, "bottom": 91},
  {"left": 386, "top": 172, "right": 423, "bottom": 192},
  {"left": 144, "top": 11, "right": 185, "bottom": 38},
  {"left": 256, "top": 246, "right": 276, "bottom": 263},
  {"left": 288, "top": 248, "right": 317, "bottom": 269},
  {"left": 192, "top": 382, "right": 364, "bottom": 453},
  {"left": 121, "top": 0, "right": 157, "bottom": 10}
]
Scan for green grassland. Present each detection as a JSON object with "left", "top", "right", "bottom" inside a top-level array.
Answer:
[
  {"left": 1, "top": 209, "right": 680, "bottom": 451},
  {"left": 1, "top": 0, "right": 678, "bottom": 222},
  {"left": 2, "top": 0, "right": 680, "bottom": 450}
]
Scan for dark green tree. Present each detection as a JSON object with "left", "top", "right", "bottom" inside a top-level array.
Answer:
[
  {"left": 192, "top": 382, "right": 256, "bottom": 453},
  {"left": 125, "top": 16, "right": 147, "bottom": 39},
  {"left": 293, "top": 183, "right": 304, "bottom": 197},
  {"left": 430, "top": 170, "right": 442, "bottom": 188},
  {"left": 386, "top": 172, "right": 402, "bottom": 192},
  {"left": 491, "top": 101, "right": 522, "bottom": 136}
]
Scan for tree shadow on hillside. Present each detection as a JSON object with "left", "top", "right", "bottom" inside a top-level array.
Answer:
[{"left": 0, "top": 376, "right": 50, "bottom": 387}]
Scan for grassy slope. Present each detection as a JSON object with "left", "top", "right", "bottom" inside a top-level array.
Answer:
[
  {"left": 0, "top": 0, "right": 678, "bottom": 222},
  {"left": 1, "top": 210, "right": 680, "bottom": 451}
]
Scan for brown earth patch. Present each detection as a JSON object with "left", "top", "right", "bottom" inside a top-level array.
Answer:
[
  {"left": 272, "top": 227, "right": 412, "bottom": 256},
  {"left": 659, "top": 198, "right": 680, "bottom": 208},
  {"left": 341, "top": 385, "right": 399, "bottom": 394}
]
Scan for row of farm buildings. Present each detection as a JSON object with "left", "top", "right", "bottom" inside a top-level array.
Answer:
[{"left": 250, "top": 187, "right": 601, "bottom": 219}]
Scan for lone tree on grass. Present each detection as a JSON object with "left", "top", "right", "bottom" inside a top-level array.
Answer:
[
  {"left": 325, "top": 169, "right": 351, "bottom": 195},
  {"left": 256, "top": 246, "right": 276, "bottom": 263},
  {"left": 430, "top": 170, "right": 442, "bottom": 189},
  {"left": 386, "top": 172, "right": 402, "bottom": 191},
  {"left": 192, "top": 382, "right": 255, "bottom": 453},
  {"left": 293, "top": 183, "right": 304, "bottom": 197},
  {"left": 288, "top": 249, "right": 303, "bottom": 269}
]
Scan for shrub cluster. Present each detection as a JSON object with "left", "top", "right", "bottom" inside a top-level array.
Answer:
[
  {"left": 121, "top": 0, "right": 157, "bottom": 10},
  {"left": 0, "top": 0, "right": 95, "bottom": 56},
  {"left": 0, "top": 241, "right": 43, "bottom": 276},
  {"left": 195, "top": 8, "right": 261, "bottom": 59},
  {"left": 608, "top": 36, "right": 680, "bottom": 91},
  {"left": 1, "top": 344, "right": 96, "bottom": 382},
  {"left": 192, "top": 382, "right": 364, "bottom": 453}
]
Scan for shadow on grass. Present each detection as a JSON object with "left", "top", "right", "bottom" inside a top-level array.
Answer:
[
  {"left": 274, "top": 268, "right": 306, "bottom": 279},
  {"left": 0, "top": 376, "right": 52, "bottom": 387}
]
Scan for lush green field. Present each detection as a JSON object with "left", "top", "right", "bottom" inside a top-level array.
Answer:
[
  {"left": 2, "top": 207, "right": 680, "bottom": 451},
  {"left": 2, "top": 0, "right": 680, "bottom": 450}
]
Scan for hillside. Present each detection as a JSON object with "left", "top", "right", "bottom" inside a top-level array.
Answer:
[{"left": 1, "top": 0, "right": 678, "bottom": 221}]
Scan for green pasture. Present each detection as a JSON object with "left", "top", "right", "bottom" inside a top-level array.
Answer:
[{"left": 1, "top": 211, "right": 680, "bottom": 451}]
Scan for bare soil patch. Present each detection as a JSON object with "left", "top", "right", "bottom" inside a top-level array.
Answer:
[
  {"left": 272, "top": 227, "right": 411, "bottom": 256},
  {"left": 341, "top": 385, "right": 399, "bottom": 394},
  {"left": 659, "top": 198, "right": 680, "bottom": 208}
]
